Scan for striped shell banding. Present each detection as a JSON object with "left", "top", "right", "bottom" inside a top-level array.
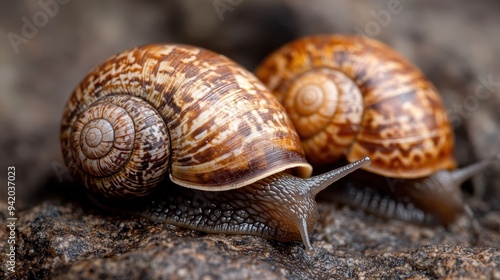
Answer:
[
  {"left": 61, "top": 44, "right": 313, "bottom": 198},
  {"left": 256, "top": 35, "right": 496, "bottom": 227},
  {"left": 256, "top": 35, "right": 456, "bottom": 179}
]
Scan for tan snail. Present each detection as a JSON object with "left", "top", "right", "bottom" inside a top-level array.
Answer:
[
  {"left": 255, "top": 34, "right": 497, "bottom": 227},
  {"left": 60, "top": 44, "right": 371, "bottom": 253}
]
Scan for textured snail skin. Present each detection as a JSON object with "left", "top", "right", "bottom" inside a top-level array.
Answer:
[
  {"left": 256, "top": 35, "right": 495, "bottom": 226},
  {"left": 141, "top": 157, "right": 370, "bottom": 253},
  {"left": 323, "top": 172, "right": 445, "bottom": 225},
  {"left": 324, "top": 161, "right": 495, "bottom": 226}
]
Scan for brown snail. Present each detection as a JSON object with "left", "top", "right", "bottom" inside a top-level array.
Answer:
[
  {"left": 60, "top": 44, "right": 371, "bottom": 253},
  {"left": 255, "top": 34, "right": 497, "bottom": 227}
]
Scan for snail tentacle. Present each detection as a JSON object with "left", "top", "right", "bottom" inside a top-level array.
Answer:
[{"left": 307, "top": 156, "right": 371, "bottom": 196}]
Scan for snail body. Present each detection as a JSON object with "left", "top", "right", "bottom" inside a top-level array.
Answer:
[
  {"left": 256, "top": 35, "right": 495, "bottom": 226},
  {"left": 142, "top": 160, "right": 369, "bottom": 251},
  {"left": 61, "top": 44, "right": 370, "bottom": 253}
]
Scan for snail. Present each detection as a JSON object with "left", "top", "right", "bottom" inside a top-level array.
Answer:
[
  {"left": 60, "top": 44, "right": 371, "bottom": 253},
  {"left": 255, "top": 34, "right": 497, "bottom": 227}
]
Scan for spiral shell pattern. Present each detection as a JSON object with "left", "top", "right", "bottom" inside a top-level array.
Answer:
[
  {"left": 61, "top": 44, "right": 312, "bottom": 198},
  {"left": 67, "top": 95, "right": 170, "bottom": 198},
  {"left": 256, "top": 35, "right": 456, "bottom": 179}
]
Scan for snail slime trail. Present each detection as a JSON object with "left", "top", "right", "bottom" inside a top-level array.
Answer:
[
  {"left": 256, "top": 34, "right": 498, "bottom": 228},
  {"left": 60, "top": 43, "right": 370, "bottom": 252}
]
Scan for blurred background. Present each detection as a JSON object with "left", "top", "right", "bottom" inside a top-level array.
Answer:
[{"left": 1, "top": 0, "right": 499, "bottom": 207}]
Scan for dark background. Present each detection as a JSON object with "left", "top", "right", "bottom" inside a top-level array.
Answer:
[{"left": 1, "top": 0, "right": 499, "bottom": 206}]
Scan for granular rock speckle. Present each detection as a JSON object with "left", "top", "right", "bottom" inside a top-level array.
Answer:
[{"left": 1, "top": 199, "right": 499, "bottom": 279}]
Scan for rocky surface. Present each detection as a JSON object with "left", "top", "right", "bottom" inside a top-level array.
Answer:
[
  {"left": 1, "top": 197, "right": 499, "bottom": 279},
  {"left": 1, "top": 0, "right": 500, "bottom": 279}
]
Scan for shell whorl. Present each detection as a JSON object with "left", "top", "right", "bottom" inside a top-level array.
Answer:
[
  {"left": 61, "top": 44, "right": 312, "bottom": 198},
  {"left": 68, "top": 95, "right": 170, "bottom": 197},
  {"left": 256, "top": 35, "right": 456, "bottom": 179},
  {"left": 282, "top": 67, "right": 364, "bottom": 165}
]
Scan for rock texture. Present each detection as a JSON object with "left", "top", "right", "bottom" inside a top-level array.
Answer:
[{"left": 1, "top": 197, "right": 499, "bottom": 279}]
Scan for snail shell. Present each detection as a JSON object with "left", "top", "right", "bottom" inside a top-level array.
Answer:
[
  {"left": 256, "top": 35, "right": 496, "bottom": 227},
  {"left": 61, "top": 44, "right": 312, "bottom": 199},
  {"left": 61, "top": 43, "right": 372, "bottom": 253},
  {"left": 256, "top": 34, "right": 456, "bottom": 179}
]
